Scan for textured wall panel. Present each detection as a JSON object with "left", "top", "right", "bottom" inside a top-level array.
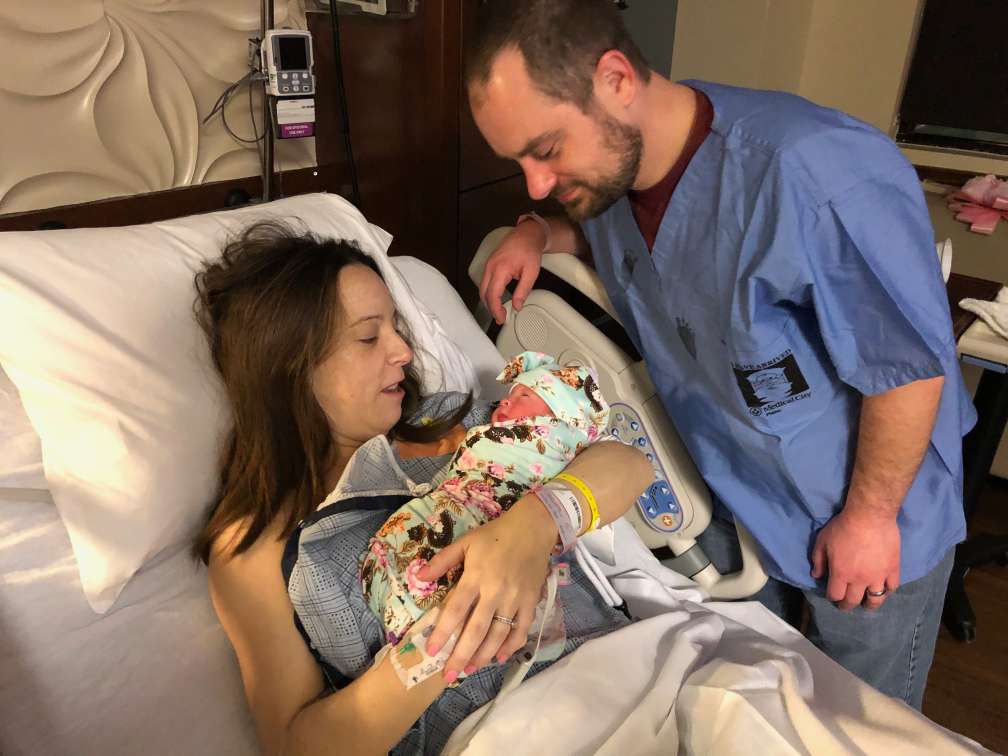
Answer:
[{"left": 0, "top": 0, "right": 315, "bottom": 214}]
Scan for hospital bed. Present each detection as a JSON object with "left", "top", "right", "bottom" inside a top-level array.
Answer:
[
  {"left": 0, "top": 193, "right": 989, "bottom": 754},
  {"left": 469, "top": 229, "right": 768, "bottom": 600}
]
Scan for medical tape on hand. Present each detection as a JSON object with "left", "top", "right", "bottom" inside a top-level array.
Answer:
[
  {"left": 383, "top": 606, "right": 459, "bottom": 690},
  {"left": 535, "top": 484, "right": 581, "bottom": 554}
]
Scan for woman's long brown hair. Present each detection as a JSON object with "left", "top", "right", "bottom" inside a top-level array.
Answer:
[{"left": 193, "top": 220, "right": 471, "bottom": 563}]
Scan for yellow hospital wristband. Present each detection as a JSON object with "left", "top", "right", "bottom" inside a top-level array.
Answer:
[{"left": 554, "top": 472, "right": 600, "bottom": 534}]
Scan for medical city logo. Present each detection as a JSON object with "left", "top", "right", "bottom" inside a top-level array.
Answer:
[{"left": 732, "top": 349, "right": 810, "bottom": 417}]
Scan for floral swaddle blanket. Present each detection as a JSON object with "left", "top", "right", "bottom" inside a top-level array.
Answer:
[{"left": 360, "top": 352, "right": 610, "bottom": 661}]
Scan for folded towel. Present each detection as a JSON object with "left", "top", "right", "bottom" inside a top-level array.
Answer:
[{"left": 960, "top": 286, "right": 1008, "bottom": 340}]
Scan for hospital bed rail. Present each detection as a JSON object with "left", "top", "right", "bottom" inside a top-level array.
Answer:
[{"left": 469, "top": 228, "right": 768, "bottom": 600}]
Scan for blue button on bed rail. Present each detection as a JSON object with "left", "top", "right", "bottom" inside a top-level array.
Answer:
[{"left": 637, "top": 480, "right": 683, "bottom": 533}]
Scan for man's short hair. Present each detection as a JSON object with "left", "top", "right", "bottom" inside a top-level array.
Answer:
[{"left": 466, "top": 0, "right": 652, "bottom": 111}]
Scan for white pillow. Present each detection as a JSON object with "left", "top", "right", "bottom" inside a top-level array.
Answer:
[
  {"left": 391, "top": 256, "right": 506, "bottom": 400},
  {"left": 0, "top": 193, "right": 477, "bottom": 613}
]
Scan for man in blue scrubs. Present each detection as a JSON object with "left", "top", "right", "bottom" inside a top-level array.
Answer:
[{"left": 469, "top": 0, "right": 975, "bottom": 709}]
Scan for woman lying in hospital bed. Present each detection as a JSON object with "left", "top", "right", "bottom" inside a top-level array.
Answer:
[
  {"left": 196, "top": 218, "right": 987, "bottom": 756},
  {"left": 196, "top": 221, "right": 652, "bottom": 755}
]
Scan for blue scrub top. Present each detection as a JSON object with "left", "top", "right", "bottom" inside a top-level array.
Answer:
[{"left": 581, "top": 80, "right": 976, "bottom": 588}]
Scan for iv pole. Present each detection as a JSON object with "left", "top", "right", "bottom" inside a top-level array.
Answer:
[
  {"left": 257, "top": 0, "right": 360, "bottom": 207},
  {"left": 260, "top": 0, "right": 275, "bottom": 202}
]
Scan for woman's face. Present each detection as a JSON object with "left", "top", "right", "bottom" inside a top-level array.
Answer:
[{"left": 312, "top": 264, "right": 413, "bottom": 449}]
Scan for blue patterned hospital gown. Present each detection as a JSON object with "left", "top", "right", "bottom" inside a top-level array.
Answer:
[{"left": 283, "top": 393, "right": 630, "bottom": 755}]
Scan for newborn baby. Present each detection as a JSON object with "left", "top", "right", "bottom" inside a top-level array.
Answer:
[{"left": 360, "top": 351, "right": 610, "bottom": 651}]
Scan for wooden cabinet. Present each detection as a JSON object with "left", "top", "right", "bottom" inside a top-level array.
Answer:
[
  {"left": 309, "top": 6, "right": 462, "bottom": 281},
  {"left": 455, "top": 1, "right": 564, "bottom": 303},
  {"left": 313, "top": 2, "right": 558, "bottom": 305},
  {"left": 458, "top": 1, "right": 521, "bottom": 194}
]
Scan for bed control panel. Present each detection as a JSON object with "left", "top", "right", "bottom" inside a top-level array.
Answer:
[{"left": 608, "top": 402, "right": 684, "bottom": 533}]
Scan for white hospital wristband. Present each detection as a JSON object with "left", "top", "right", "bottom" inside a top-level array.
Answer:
[
  {"left": 516, "top": 212, "right": 552, "bottom": 254},
  {"left": 535, "top": 483, "right": 582, "bottom": 554}
]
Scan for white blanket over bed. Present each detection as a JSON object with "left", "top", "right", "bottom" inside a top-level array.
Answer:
[{"left": 443, "top": 521, "right": 989, "bottom": 756}]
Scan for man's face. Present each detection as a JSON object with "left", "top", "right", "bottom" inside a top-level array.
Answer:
[{"left": 470, "top": 48, "right": 642, "bottom": 221}]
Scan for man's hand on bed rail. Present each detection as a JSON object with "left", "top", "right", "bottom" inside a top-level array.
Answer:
[
  {"left": 480, "top": 225, "right": 545, "bottom": 326},
  {"left": 417, "top": 494, "right": 558, "bottom": 680},
  {"left": 479, "top": 215, "right": 590, "bottom": 325}
]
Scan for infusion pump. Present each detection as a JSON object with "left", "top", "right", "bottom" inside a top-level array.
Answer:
[{"left": 261, "top": 30, "right": 315, "bottom": 98}]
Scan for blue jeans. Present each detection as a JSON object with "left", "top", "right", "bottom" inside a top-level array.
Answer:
[{"left": 697, "top": 517, "right": 955, "bottom": 710}]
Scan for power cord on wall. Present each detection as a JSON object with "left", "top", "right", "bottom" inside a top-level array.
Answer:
[
  {"left": 268, "top": 104, "right": 285, "bottom": 199},
  {"left": 203, "top": 36, "right": 271, "bottom": 202},
  {"left": 328, "top": 5, "right": 361, "bottom": 208},
  {"left": 249, "top": 75, "right": 266, "bottom": 191},
  {"left": 202, "top": 70, "right": 267, "bottom": 145}
]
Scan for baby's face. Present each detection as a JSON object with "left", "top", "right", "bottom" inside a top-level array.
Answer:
[{"left": 491, "top": 383, "right": 553, "bottom": 424}]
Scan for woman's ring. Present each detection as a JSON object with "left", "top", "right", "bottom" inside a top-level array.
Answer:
[
  {"left": 865, "top": 588, "right": 887, "bottom": 598},
  {"left": 492, "top": 614, "right": 517, "bottom": 627}
]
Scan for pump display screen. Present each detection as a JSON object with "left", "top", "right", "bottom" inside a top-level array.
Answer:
[
  {"left": 278, "top": 37, "right": 309, "bottom": 70},
  {"left": 265, "top": 31, "right": 314, "bottom": 97}
]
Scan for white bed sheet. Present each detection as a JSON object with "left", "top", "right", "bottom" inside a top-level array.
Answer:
[
  {"left": 0, "top": 491, "right": 257, "bottom": 756},
  {"left": 443, "top": 521, "right": 993, "bottom": 755}
]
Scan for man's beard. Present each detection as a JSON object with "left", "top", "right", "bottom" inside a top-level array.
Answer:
[{"left": 557, "top": 109, "right": 643, "bottom": 221}]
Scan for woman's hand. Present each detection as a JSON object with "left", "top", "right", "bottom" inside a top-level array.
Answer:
[
  {"left": 417, "top": 440, "right": 653, "bottom": 682},
  {"left": 417, "top": 495, "right": 558, "bottom": 681}
]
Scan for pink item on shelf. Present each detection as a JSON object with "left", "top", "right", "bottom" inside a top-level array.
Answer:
[
  {"left": 958, "top": 174, "right": 1000, "bottom": 204},
  {"left": 962, "top": 209, "right": 999, "bottom": 235},
  {"left": 992, "top": 181, "right": 1008, "bottom": 211},
  {"left": 947, "top": 174, "right": 1008, "bottom": 234}
]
